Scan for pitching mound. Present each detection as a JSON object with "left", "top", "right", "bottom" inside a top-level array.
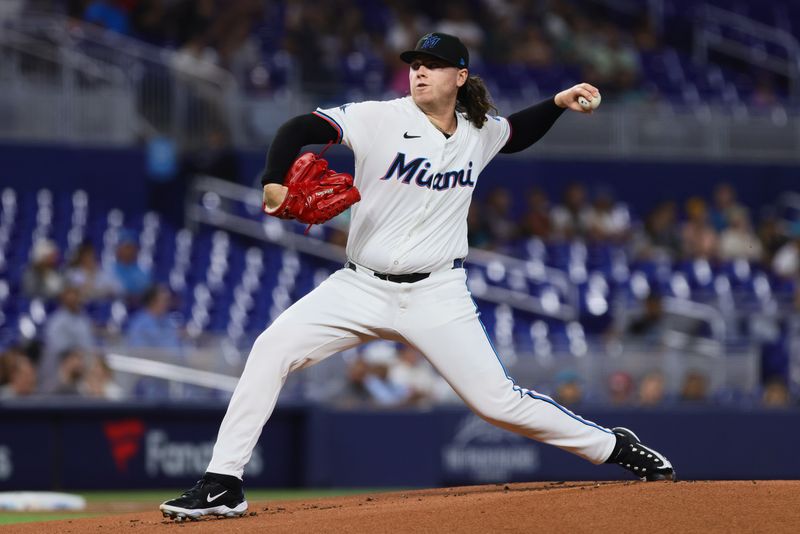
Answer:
[{"left": 4, "top": 481, "right": 800, "bottom": 533}]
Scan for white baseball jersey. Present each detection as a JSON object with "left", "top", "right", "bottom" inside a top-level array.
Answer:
[
  {"left": 313, "top": 97, "right": 511, "bottom": 274},
  {"left": 206, "top": 96, "right": 618, "bottom": 483}
]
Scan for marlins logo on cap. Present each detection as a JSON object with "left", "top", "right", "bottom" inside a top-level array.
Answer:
[
  {"left": 400, "top": 32, "right": 469, "bottom": 69},
  {"left": 420, "top": 35, "right": 441, "bottom": 49}
]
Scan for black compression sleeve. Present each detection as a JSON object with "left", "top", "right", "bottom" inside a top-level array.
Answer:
[
  {"left": 499, "top": 98, "right": 566, "bottom": 154},
  {"left": 260, "top": 114, "right": 340, "bottom": 185}
]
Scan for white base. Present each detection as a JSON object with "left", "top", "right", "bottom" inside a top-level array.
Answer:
[{"left": 0, "top": 492, "right": 86, "bottom": 511}]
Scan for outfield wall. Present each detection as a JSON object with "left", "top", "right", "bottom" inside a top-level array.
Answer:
[{"left": 0, "top": 403, "right": 798, "bottom": 490}]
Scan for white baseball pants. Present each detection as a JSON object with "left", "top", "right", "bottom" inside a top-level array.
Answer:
[{"left": 207, "top": 265, "right": 616, "bottom": 479}]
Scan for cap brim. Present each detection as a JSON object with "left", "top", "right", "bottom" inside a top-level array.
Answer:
[{"left": 399, "top": 50, "right": 462, "bottom": 68}]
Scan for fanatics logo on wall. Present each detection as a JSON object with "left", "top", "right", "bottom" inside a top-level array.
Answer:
[
  {"left": 104, "top": 419, "right": 146, "bottom": 473},
  {"left": 145, "top": 430, "right": 265, "bottom": 478}
]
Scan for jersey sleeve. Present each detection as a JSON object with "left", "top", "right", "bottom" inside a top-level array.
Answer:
[
  {"left": 478, "top": 115, "right": 512, "bottom": 171},
  {"left": 313, "top": 101, "right": 384, "bottom": 154}
]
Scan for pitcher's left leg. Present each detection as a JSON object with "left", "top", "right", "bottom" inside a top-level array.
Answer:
[
  {"left": 399, "top": 272, "right": 615, "bottom": 464},
  {"left": 408, "top": 314, "right": 615, "bottom": 463}
]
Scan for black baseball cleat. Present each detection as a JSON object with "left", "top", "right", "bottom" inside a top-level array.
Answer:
[
  {"left": 160, "top": 477, "right": 247, "bottom": 521},
  {"left": 606, "top": 427, "right": 675, "bottom": 481}
]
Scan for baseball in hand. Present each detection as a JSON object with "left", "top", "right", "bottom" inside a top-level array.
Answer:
[{"left": 578, "top": 93, "right": 601, "bottom": 110}]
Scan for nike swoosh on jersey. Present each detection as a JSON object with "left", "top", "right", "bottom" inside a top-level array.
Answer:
[
  {"left": 207, "top": 490, "right": 228, "bottom": 502},
  {"left": 403, "top": 132, "right": 421, "bottom": 139}
]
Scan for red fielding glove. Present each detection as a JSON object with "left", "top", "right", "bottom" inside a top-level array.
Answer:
[{"left": 264, "top": 151, "right": 361, "bottom": 226}]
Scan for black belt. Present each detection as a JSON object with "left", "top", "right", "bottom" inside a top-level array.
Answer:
[{"left": 345, "top": 258, "right": 465, "bottom": 284}]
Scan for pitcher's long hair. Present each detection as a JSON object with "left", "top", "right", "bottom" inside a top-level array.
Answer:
[{"left": 456, "top": 75, "right": 498, "bottom": 129}]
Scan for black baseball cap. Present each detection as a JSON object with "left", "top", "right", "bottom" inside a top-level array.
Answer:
[{"left": 400, "top": 32, "right": 469, "bottom": 69}]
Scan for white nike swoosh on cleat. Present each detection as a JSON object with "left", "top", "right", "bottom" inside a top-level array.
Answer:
[
  {"left": 206, "top": 490, "right": 228, "bottom": 502},
  {"left": 638, "top": 443, "right": 672, "bottom": 470}
]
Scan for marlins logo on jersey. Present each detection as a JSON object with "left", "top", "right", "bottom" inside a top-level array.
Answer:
[
  {"left": 313, "top": 96, "right": 510, "bottom": 274},
  {"left": 379, "top": 152, "right": 476, "bottom": 191}
]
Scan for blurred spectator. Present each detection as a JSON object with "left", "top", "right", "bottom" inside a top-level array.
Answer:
[
  {"left": 125, "top": 285, "right": 182, "bottom": 351},
  {"left": 282, "top": 1, "right": 341, "bottom": 97},
  {"left": 551, "top": 183, "right": 590, "bottom": 240},
  {"left": 542, "top": 0, "right": 576, "bottom": 57},
  {"left": 484, "top": 187, "right": 518, "bottom": 249},
  {"left": 149, "top": 126, "right": 242, "bottom": 226},
  {"left": 638, "top": 371, "right": 666, "bottom": 406},
  {"left": 171, "top": 0, "right": 215, "bottom": 49},
  {"left": 626, "top": 292, "right": 667, "bottom": 340},
  {"left": 718, "top": 208, "right": 763, "bottom": 262},
  {"left": 632, "top": 13, "right": 659, "bottom": 52},
  {"left": 519, "top": 187, "right": 552, "bottom": 240},
  {"left": 757, "top": 210, "right": 788, "bottom": 266},
  {"left": 681, "top": 197, "right": 718, "bottom": 260},
  {"left": 83, "top": 0, "right": 130, "bottom": 35},
  {"left": 182, "top": 127, "right": 241, "bottom": 184},
  {"left": 630, "top": 201, "right": 681, "bottom": 261},
  {"left": 80, "top": 355, "right": 125, "bottom": 400},
  {"left": 585, "top": 188, "right": 630, "bottom": 243},
  {"left": 360, "top": 342, "right": 409, "bottom": 407},
  {"left": 93, "top": 0, "right": 264, "bottom": 76},
  {"left": 339, "top": 342, "right": 410, "bottom": 408},
  {"left": 129, "top": 0, "right": 167, "bottom": 44},
  {"left": 125, "top": 284, "right": 184, "bottom": 399},
  {"left": 607, "top": 371, "right": 635, "bottom": 406},
  {"left": 0, "top": 346, "right": 28, "bottom": 387},
  {"left": 604, "top": 26, "right": 641, "bottom": 95},
  {"left": 436, "top": 1, "right": 485, "bottom": 62},
  {"left": 553, "top": 369, "right": 583, "bottom": 407},
  {"left": 0, "top": 353, "right": 37, "bottom": 399},
  {"left": 65, "top": 241, "right": 121, "bottom": 301},
  {"left": 108, "top": 230, "right": 152, "bottom": 300},
  {"left": 22, "top": 238, "right": 64, "bottom": 300},
  {"left": 385, "top": 3, "right": 429, "bottom": 95},
  {"left": 467, "top": 202, "right": 492, "bottom": 249},
  {"left": 0, "top": 349, "right": 14, "bottom": 387},
  {"left": 761, "top": 379, "right": 790, "bottom": 408},
  {"left": 710, "top": 183, "right": 748, "bottom": 232},
  {"left": 772, "top": 227, "right": 800, "bottom": 279},
  {"left": 512, "top": 26, "right": 554, "bottom": 68},
  {"left": 203, "top": 0, "right": 263, "bottom": 71},
  {"left": 40, "top": 284, "right": 96, "bottom": 393},
  {"left": 577, "top": 24, "right": 640, "bottom": 96},
  {"left": 53, "top": 347, "right": 86, "bottom": 396},
  {"left": 339, "top": 357, "right": 373, "bottom": 406},
  {"left": 388, "top": 345, "right": 458, "bottom": 405},
  {"left": 679, "top": 370, "right": 709, "bottom": 403},
  {"left": 750, "top": 73, "right": 779, "bottom": 109},
  {"left": 386, "top": 2, "right": 428, "bottom": 54},
  {"left": 479, "top": 3, "right": 517, "bottom": 65}
]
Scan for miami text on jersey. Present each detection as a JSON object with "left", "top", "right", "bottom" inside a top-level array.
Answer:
[{"left": 379, "top": 152, "right": 475, "bottom": 191}]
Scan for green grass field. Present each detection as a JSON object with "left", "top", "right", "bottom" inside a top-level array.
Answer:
[{"left": 0, "top": 488, "right": 383, "bottom": 526}]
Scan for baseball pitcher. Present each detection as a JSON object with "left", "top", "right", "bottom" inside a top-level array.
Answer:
[{"left": 160, "top": 32, "right": 674, "bottom": 521}]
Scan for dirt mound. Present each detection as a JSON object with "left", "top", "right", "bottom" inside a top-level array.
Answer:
[{"left": 4, "top": 481, "right": 800, "bottom": 533}]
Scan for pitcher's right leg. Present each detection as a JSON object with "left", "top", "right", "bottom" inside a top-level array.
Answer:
[
  {"left": 162, "top": 268, "right": 388, "bottom": 520},
  {"left": 207, "top": 270, "right": 378, "bottom": 479}
]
